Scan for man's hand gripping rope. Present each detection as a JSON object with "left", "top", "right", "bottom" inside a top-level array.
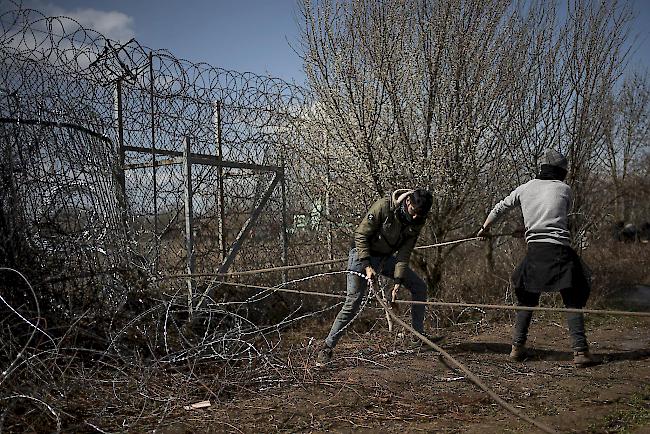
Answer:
[{"left": 365, "top": 266, "right": 397, "bottom": 332}]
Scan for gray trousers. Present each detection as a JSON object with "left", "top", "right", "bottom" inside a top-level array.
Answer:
[
  {"left": 325, "top": 248, "right": 427, "bottom": 349},
  {"left": 512, "top": 289, "right": 588, "bottom": 351}
]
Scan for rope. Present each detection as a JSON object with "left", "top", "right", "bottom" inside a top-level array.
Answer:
[
  {"left": 183, "top": 258, "right": 345, "bottom": 278},
  {"left": 209, "top": 268, "right": 563, "bottom": 432},
  {"left": 159, "top": 236, "right": 484, "bottom": 280},
  {"left": 157, "top": 233, "right": 643, "bottom": 432},
  {"left": 371, "top": 282, "right": 559, "bottom": 434},
  {"left": 395, "top": 300, "right": 650, "bottom": 317},
  {"left": 415, "top": 236, "right": 484, "bottom": 249},
  {"left": 162, "top": 232, "right": 650, "bottom": 318},
  {"left": 204, "top": 281, "right": 650, "bottom": 318}
]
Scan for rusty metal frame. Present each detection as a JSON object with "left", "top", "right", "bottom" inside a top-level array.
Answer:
[{"left": 122, "top": 139, "right": 286, "bottom": 312}]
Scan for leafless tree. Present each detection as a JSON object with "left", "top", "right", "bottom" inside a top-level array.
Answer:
[
  {"left": 495, "top": 0, "right": 635, "bottom": 241},
  {"left": 601, "top": 72, "right": 650, "bottom": 222},
  {"left": 294, "top": 0, "right": 638, "bottom": 293},
  {"left": 297, "top": 1, "right": 548, "bottom": 288},
  {"left": 557, "top": 0, "right": 634, "bottom": 239}
]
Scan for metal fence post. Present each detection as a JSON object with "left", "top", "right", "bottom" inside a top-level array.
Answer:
[
  {"left": 280, "top": 157, "right": 288, "bottom": 283},
  {"left": 114, "top": 79, "right": 126, "bottom": 208},
  {"left": 215, "top": 100, "right": 227, "bottom": 259},
  {"left": 183, "top": 135, "right": 195, "bottom": 317},
  {"left": 149, "top": 52, "right": 159, "bottom": 273}
]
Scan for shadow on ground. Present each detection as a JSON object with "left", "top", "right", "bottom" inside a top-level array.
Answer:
[{"left": 451, "top": 341, "right": 650, "bottom": 366}]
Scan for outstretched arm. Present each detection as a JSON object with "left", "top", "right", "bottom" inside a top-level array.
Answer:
[{"left": 477, "top": 185, "right": 522, "bottom": 237}]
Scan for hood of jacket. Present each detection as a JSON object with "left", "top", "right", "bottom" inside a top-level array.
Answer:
[{"left": 391, "top": 189, "right": 415, "bottom": 210}]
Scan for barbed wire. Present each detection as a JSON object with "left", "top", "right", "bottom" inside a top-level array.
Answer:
[
  {"left": 0, "top": 3, "right": 329, "bottom": 430},
  {"left": 2, "top": 3, "right": 647, "bottom": 432},
  {"left": 0, "top": 1, "right": 320, "bottom": 295}
]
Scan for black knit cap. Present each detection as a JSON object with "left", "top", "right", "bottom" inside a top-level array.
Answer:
[{"left": 409, "top": 189, "right": 433, "bottom": 215}]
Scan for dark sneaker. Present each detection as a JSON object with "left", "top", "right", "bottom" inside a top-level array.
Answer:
[
  {"left": 509, "top": 345, "right": 526, "bottom": 361},
  {"left": 316, "top": 344, "right": 333, "bottom": 367},
  {"left": 573, "top": 350, "right": 596, "bottom": 368},
  {"left": 409, "top": 334, "right": 445, "bottom": 350}
]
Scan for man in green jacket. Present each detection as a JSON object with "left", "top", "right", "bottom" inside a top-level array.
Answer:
[{"left": 316, "top": 188, "right": 434, "bottom": 366}]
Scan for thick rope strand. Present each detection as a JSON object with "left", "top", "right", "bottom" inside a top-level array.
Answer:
[
  {"left": 161, "top": 236, "right": 485, "bottom": 280},
  {"left": 207, "top": 280, "right": 650, "bottom": 318},
  {"left": 371, "top": 281, "right": 559, "bottom": 434}
]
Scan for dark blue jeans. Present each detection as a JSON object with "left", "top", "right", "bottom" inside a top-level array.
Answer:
[
  {"left": 512, "top": 288, "right": 588, "bottom": 351},
  {"left": 325, "top": 248, "right": 427, "bottom": 348}
]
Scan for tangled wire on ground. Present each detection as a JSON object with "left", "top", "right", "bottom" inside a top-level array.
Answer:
[
  {"left": 1, "top": 265, "right": 363, "bottom": 432},
  {"left": 0, "top": 5, "right": 335, "bottom": 430}
]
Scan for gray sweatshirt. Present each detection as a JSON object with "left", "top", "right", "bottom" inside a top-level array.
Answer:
[{"left": 487, "top": 178, "right": 572, "bottom": 246}]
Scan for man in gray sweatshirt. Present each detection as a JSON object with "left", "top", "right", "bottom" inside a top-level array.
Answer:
[{"left": 478, "top": 149, "right": 595, "bottom": 367}]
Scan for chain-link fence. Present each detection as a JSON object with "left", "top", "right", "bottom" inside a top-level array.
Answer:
[
  {"left": 0, "top": 3, "right": 335, "bottom": 307},
  {"left": 0, "top": 5, "right": 349, "bottom": 430}
]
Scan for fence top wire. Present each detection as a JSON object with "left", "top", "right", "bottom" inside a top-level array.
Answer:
[
  {"left": 1, "top": 1, "right": 310, "bottom": 158},
  {"left": 1, "top": 1, "right": 318, "bottom": 280}
]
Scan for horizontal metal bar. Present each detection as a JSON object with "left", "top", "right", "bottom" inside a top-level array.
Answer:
[
  {"left": 0, "top": 117, "right": 112, "bottom": 143},
  {"left": 123, "top": 145, "right": 281, "bottom": 172},
  {"left": 123, "top": 157, "right": 182, "bottom": 170}
]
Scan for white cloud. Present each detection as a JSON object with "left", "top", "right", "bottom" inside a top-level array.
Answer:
[
  {"left": 65, "top": 8, "right": 134, "bottom": 42},
  {"left": 8, "top": 1, "right": 135, "bottom": 43},
  {"left": 2, "top": 1, "right": 137, "bottom": 73}
]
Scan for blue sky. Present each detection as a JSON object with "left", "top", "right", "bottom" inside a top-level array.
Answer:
[
  {"left": 7, "top": 0, "right": 650, "bottom": 85},
  {"left": 13, "top": 0, "right": 306, "bottom": 84}
]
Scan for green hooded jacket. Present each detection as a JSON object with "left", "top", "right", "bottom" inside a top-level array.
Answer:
[{"left": 354, "top": 189, "right": 425, "bottom": 281}]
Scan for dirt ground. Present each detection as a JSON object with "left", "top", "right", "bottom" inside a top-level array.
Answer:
[{"left": 159, "top": 314, "right": 650, "bottom": 434}]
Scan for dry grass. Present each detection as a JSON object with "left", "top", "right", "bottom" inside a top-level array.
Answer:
[{"left": 1, "top": 234, "right": 648, "bottom": 432}]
